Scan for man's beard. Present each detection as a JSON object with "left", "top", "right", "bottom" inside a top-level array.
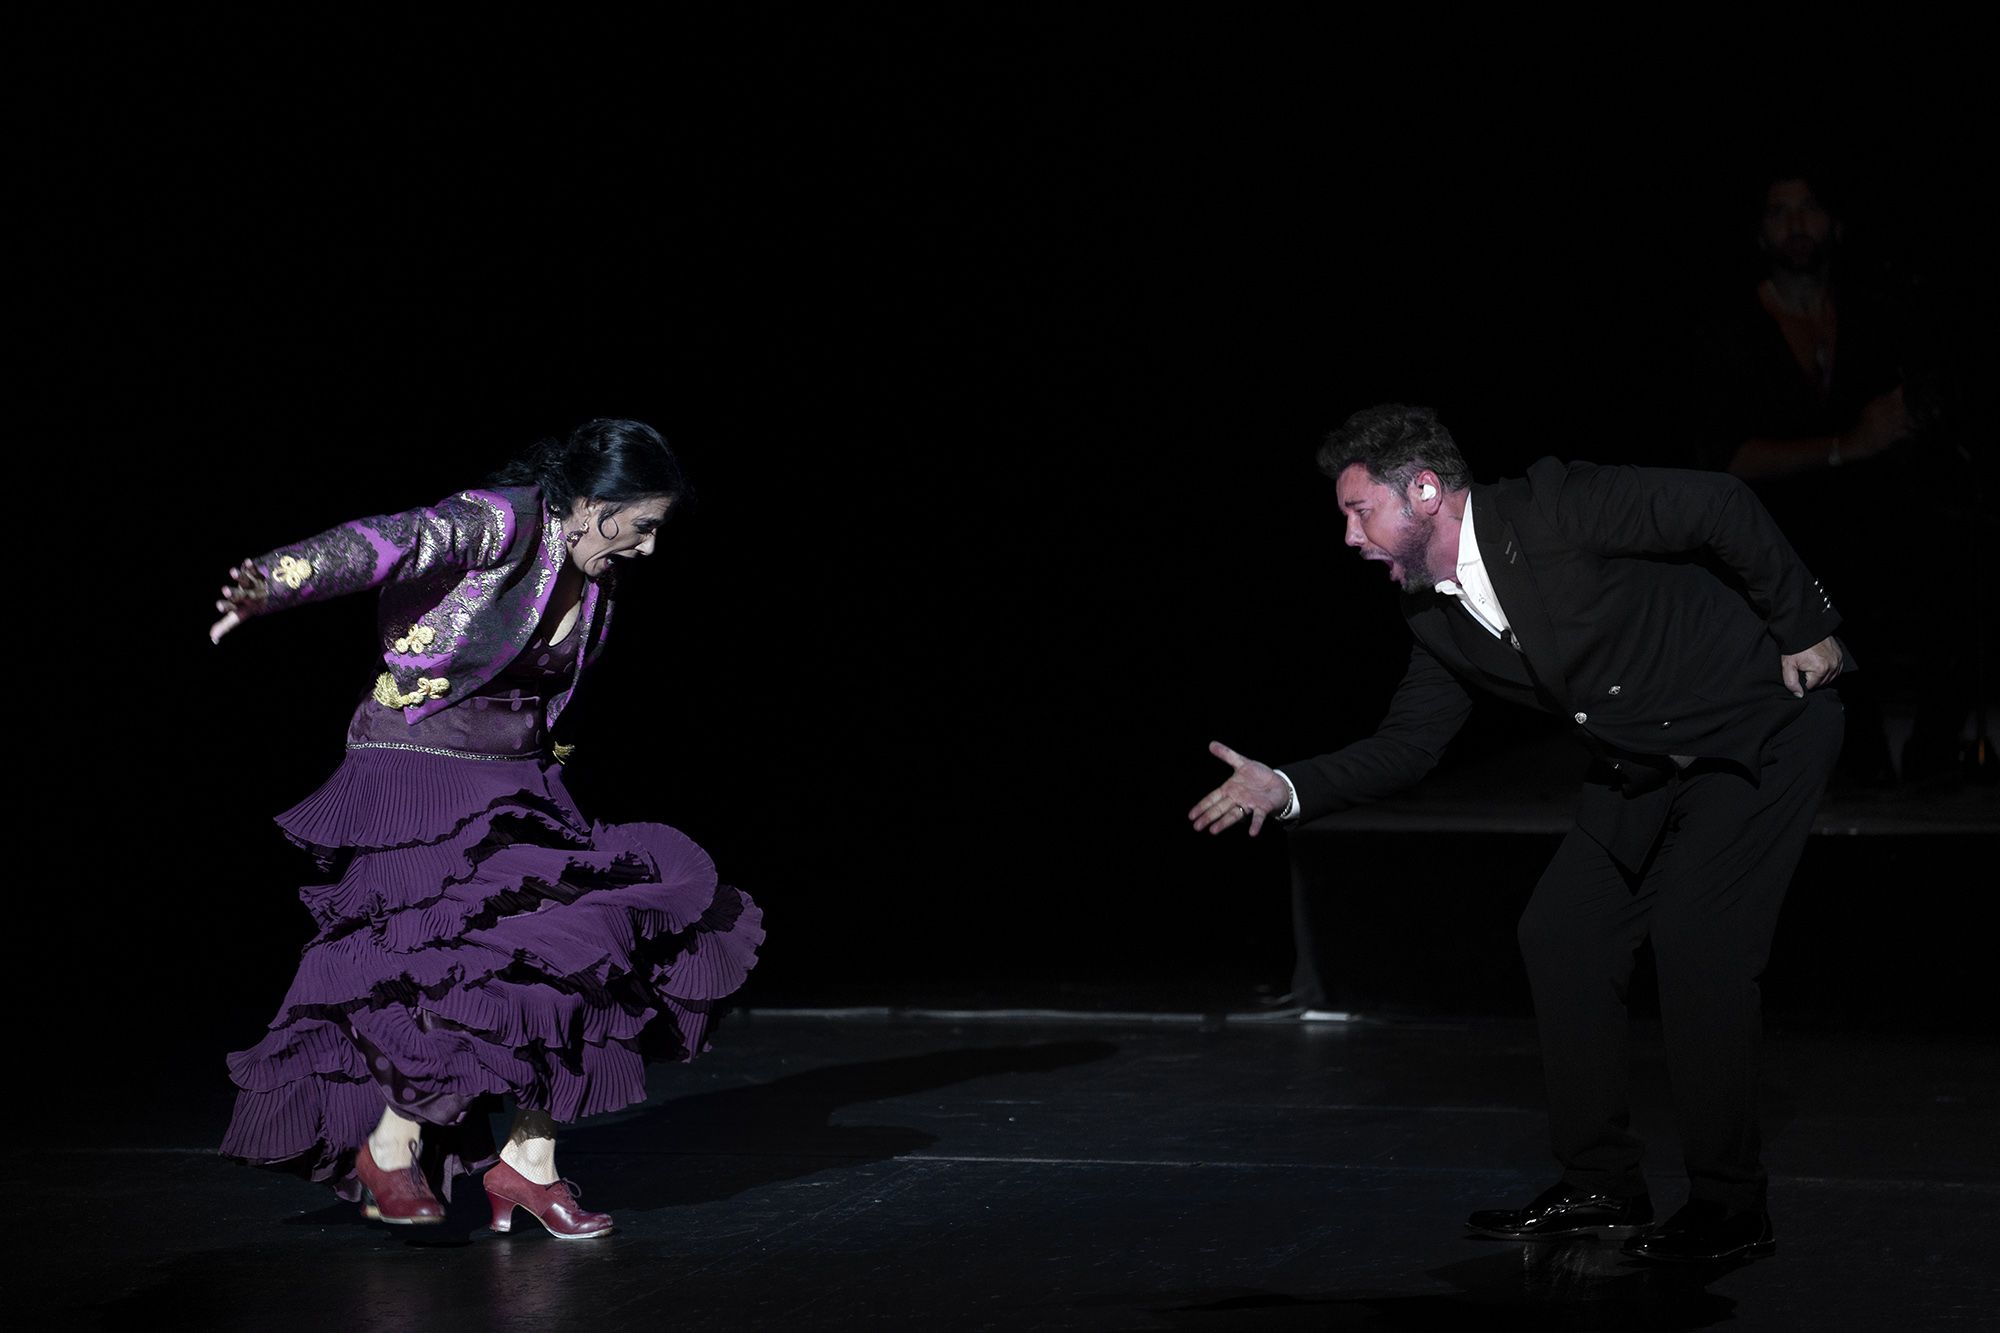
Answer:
[
  {"left": 1392, "top": 508, "right": 1439, "bottom": 592},
  {"left": 1761, "top": 234, "right": 1834, "bottom": 276}
]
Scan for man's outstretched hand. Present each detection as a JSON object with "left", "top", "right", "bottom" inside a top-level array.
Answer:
[{"left": 1188, "top": 741, "right": 1291, "bottom": 836}]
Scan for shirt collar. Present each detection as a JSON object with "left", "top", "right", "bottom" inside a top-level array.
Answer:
[{"left": 1434, "top": 495, "right": 1481, "bottom": 598}]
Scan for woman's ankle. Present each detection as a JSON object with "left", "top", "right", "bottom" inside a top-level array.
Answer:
[
  {"left": 499, "top": 1139, "right": 560, "bottom": 1186},
  {"left": 367, "top": 1131, "right": 419, "bottom": 1170}
]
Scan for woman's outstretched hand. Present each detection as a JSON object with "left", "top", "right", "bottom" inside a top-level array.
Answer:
[{"left": 210, "top": 556, "right": 269, "bottom": 644}]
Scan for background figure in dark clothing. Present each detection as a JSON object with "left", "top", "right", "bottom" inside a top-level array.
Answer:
[
  {"left": 1691, "top": 175, "right": 1912, "bottom": 482},
  {"left": 1687, "top": 169, "right": 1984, "bottom": 784}
]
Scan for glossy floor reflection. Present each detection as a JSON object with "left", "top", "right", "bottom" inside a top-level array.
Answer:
[{"left": 32, "top": 1013, "right": 1998, "bottom": 1330}]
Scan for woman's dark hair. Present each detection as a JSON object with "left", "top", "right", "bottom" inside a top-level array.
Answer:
[
  {"left": 492, "top": 418, "right": 689, "bottom": 521},
  {"left": 1317, "top": 404, "right": 1472, "bottom": 493}
]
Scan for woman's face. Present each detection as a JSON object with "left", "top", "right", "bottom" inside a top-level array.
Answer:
[{"left": 566, "top": 496, "right": 673, "bottom": 578}]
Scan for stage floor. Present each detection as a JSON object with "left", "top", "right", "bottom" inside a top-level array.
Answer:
[{"left": 34, "top": 1010, "right": 1997, "bottom": 1330}]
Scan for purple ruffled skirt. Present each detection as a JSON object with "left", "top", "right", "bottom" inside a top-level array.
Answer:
[{"left": 219, "top": 742, "right": 763, "bottom": 1200}]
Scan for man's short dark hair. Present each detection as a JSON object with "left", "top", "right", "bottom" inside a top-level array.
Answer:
[
  {"left": 1752, "top": 157, "right": 1848, "bottom": 226},
  {"left": 1317, "top": 404, "right": 1472, "bottom": 494}
]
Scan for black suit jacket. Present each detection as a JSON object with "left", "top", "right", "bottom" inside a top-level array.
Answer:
[{"left": 1285, "top": 459, "right": 1841, "bottom": 867}]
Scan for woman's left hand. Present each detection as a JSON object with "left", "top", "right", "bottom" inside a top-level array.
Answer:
[{"left": 210, "top": 556, "right": 269, "bottom": 644}]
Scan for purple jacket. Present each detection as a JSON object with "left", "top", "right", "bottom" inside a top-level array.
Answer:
[{"left": 252, "top": 486, "right": 610, "bottom": 725}]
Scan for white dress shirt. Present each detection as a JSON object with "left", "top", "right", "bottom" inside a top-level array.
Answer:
[
  {"left": 1274, "top": 497, "right": 1509, "bottom": 819},
  {"left": 1433, "top": 496, "right": 1512, "bottom": 643}
]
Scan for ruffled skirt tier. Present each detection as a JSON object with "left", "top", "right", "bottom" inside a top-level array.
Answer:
[{"left": 219, "top": 748, "right": 762, "bottom": 1199}]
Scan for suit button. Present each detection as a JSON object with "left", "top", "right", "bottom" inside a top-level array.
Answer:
[
  {"left": 1608, "top": 685, "right": 1622, "bottom": 695},
  {"left": 1574, "top": 712, "right": 1588, "bottom": 724},
  {"left": 1661, "top": 720, "right": 1672, "bottom": 728}
]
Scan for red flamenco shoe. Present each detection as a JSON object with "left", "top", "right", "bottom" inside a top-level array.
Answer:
[
  {"left": 484, "top": 1157, "right": 614, "bottom": 1240},
  {"left": 354, "top": 1140, "right": 444, "bottom": 1225}
]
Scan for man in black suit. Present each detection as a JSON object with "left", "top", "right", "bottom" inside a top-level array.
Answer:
[{"left": 1190, "top": 404, "right": 1845, "bottom": 1264}]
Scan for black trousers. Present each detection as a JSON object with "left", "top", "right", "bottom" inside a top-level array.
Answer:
[
  {"left": 1286, "top": 856, "right": 1330, "bottom": 1010},
  {"left": 1517, "top": 691, "right": 1844, "bottom": 1213}
]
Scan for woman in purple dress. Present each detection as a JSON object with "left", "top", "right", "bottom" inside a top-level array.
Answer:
[{"left": 213, "top": 419, "right": 763, "bottom": 1239}]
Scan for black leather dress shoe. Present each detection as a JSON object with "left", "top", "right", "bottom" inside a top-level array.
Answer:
[
  {"left": 1466, "top": 1182, "right": 1653, "bottom": 1240},
  {"left": 1622, "top": 1200, "right": 1775, "bottom": 1263}
]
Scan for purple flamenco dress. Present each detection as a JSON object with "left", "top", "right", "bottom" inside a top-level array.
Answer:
[{"left": 220, "top": 625, "right": 763, "bottom": 1200}]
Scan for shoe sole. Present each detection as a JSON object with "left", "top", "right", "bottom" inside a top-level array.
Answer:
[
  {"left": 1466, "top": 1223, "right": 1649, "bottom": 1241},
  {"left": 1626, "top": 1239, "right": 1777, "bottom": 1264},
  {"left": 487, "top": 1221, "right": 615, "bottom": 1240}
]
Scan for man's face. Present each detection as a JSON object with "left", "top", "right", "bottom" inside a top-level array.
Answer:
[
  {"left": 1759, "top": 178, "right": 1837, "bottom": 274},
  {"left": 1337, "top": 464, "right": 1438, "bottom": 591}
]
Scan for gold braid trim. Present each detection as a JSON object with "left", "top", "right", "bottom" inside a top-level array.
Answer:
[
  {"left": 551, "top": 742, "right": 576, "bottom": 764},
  {"left": 272, "top": 555, "right": 313, "bottom": 589},
  {"left": 392, "top": 624, "right": 438, "bottom": 654},
  {"left": 373, "top": 672, "right": 451, "bottom": 708}
]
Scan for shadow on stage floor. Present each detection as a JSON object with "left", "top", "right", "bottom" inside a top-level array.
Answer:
[{"left": 31, "top": 1004, "right": 1997, "bottom": 1331}]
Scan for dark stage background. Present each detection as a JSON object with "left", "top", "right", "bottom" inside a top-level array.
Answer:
[{"left": 24, "top": 16, "right": 1992, "bottom": 1083}]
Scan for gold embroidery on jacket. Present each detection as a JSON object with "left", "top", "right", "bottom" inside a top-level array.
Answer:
[
  {"left": 272, "top": 555, "right": 313, "bottom": 589},
  {"left": 373, "top": 672, "right": 452, "bottom": 708},
  {"left": 392, "top": 624, "right": 438, "bottom": 654}
]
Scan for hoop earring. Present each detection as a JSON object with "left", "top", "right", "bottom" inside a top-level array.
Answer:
[{"left": 596, "top": 515, "right": 621, "bottom": 540}]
